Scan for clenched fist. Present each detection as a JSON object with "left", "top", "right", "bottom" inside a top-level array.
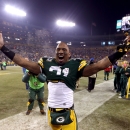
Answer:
[
  {"left": 0, "top": 33, "right": 4, "bottom": 49},
  {"left": 124, "top": 35, "right": 130, "bottom": 43},
  {"left": 116, "top": 35, "right": 130, "bottom": 53}
]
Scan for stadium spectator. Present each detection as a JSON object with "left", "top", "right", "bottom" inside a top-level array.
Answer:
[
  {"left": 22, "top": 70, "right": 46, "bottom": 115},
  {"left": 87, "top": 58, "right": 97, "bottom": 92},
  {"left": 2, "top": 59, "right": 7, "bottom": 70},
  {"left": 104, "top": 66, "right": 111, "bottom": 80},
  {"left": 0, "top": 33, "right": 130, "bottom": 130},
  {"left": 118, "top": 61, "right": 130, "bottom": 98},
  {"left": 76, "top": 78, "right": 80, "bottom": 88},
  {"left": 0, "top": 60, "right": 3, "bottom": 70},
  {"left": 113, "top": 63, "right": 117, "bottom": 74},
  {"left": 22, "top": 57, "right": 30, "bottom": 90},
  {"left": 113, "top": 60, "right": 122, "bottom": 92},
  {"left": 109, "top": 65, "right": 112, "bottom": 73}
]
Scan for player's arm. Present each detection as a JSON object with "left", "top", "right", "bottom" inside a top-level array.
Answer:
[
  {"left": 82, "top": 57, "right": 111, "bottom": 77},
  {"left": 13, "top": 54, "right": 40, "bottom": 74},
  {"left": 0, "top": 33, "right": 40, "bottom": 74},
  {"left": 82, "top": 36, "right": 130, "bottom": 77}
]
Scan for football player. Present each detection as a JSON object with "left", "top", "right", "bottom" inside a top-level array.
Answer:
[{"left": 0, "top": 33, "right": 130, "bottom": 130}]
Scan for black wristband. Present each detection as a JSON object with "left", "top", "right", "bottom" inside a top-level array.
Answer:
[
  {"left": 1, "top": 45, "right": 15, "bottom": 60},
  {"left": 108, "top": 51, "right": 126, "bottom": 64}
]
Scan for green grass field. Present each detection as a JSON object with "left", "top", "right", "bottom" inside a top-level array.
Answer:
[
  {"left": 0, "top": 66, "right": 110, "bottom": 119},
  {"left": 0, "top": 66, "right": 130, "bottom": 129}
]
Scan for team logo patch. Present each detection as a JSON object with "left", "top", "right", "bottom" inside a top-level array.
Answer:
[
  {"left": 34, "top": 82, "right": 38, "bottom": 86},
  {"left": 56, "top": 116, "right": 65, "bottom": 123}
]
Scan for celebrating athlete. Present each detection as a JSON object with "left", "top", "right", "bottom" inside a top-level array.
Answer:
[{"left": 0, "top": 33, "right": 130, "bottom": 130}]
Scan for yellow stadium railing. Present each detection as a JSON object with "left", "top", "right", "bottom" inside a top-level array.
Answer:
[{"left": 126, "top": 77, "right": 130, "bottom": 99}]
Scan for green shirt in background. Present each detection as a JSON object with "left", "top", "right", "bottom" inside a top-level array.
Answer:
[
  {"left": 22, "top": 70, "right": 46, "bottom": 89},
  {"left": 29, "top": 75, "right": 44, "bottom": 89},
  {"left": 2, "top": 62, "right": 6, "bottom": 66}
]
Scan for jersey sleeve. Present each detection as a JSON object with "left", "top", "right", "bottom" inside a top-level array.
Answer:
[
  {"left": 77, "top": 60, "right": 88, "bottom": 77},
  {"left": 38, "top": 58, "right": 44, "bottom": 68}
]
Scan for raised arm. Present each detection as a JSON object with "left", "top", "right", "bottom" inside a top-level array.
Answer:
[
  {"left": 82, "top": 57, "right": 111, "bottom": 77},
  {"left": 0, "top": 33, "right": 40, "bottom": 74},
  {"left": 82, "top": 35, "right": 130, "bottom": 77},
  {"left": 13, "top": 54, "right": 40, "bottom": 74}
]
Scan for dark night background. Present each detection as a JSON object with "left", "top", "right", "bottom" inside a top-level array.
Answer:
[{"left": 0, "top": 0, "right": 130, "bottom": 35}]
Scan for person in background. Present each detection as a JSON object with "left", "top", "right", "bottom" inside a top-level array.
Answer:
[
  {"left": 0, "top": 33, "right": 130, "bottom": 130},
  {"left": 0, "top": 60, "right": 3, "bottom": 70},
  {"left": 22, "top": 67, "right": 26, "bottom": 75},
  {"left": 104, "top": 66, "right": 111, "bottom": 80},
  {"left": 22, "top": 57, "right": 30, "bottom": 90},
  {"left": 2, "top": 59, "right": 6, "bottom": 70},
  {"left": 76, "top": 78, "right": 80, "bottom": 88},
  {"left": 22, "top": 70, "right": 46, "bottom": 115},
  {"left": 113, "top": 63, "right": 117, "bottom": 74},
  {"left": 87, "top": 58, "right": 97, "bottom": 92},
  {"left": 113, "top": 60, "right": 122, "bottom": 92},
  {"left": 109, "top": 65, "right": 112, "bottom": 73},
  {"left": 118, "top": 61, "right": 130, "bottom": 98}
]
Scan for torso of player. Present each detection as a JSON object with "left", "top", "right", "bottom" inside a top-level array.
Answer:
[
  {"left": 41, "top": 58, "right": 83, "bottom": 90},
  {"left": 38, "top": 57, "right": 86, "bottom": 108}
]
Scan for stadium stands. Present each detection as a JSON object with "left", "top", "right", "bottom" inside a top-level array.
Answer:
[{"left": 0, "top": 18, "right": 129, "bottom": 63}]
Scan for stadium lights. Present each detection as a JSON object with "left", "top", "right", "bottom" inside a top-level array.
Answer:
[
  {"left": 4, "top": 5, "right": 26, "bottom": 17},
  {"left": 56, "top": 20, "right": 75, "bottom": 27}
]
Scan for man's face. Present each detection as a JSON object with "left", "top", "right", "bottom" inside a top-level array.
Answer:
[{"left": 55, "top": 42, "right": 71, "bottom": 65}]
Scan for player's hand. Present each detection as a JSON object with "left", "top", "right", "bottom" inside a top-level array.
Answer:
[
  {"left": 0, "top": 33, "right": 4, "bottom": 49},
  {"left": 117, "top": 35, "right": 130, "bottom": 53},
  {"left": 28, "top": 71, "right": 37, "bottom": 76},
  {"left": 125, "top": 35, "right": 130, "bottom": 43}
]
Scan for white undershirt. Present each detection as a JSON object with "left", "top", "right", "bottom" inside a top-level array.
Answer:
[{"left": 48, "top": 82, "right": 73, "bottom": 108}]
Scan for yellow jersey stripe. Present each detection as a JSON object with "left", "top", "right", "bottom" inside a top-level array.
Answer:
[
  {"left": 78, "top": 60, "right": 87, "bottom": 71},
  {"left": 38, "top": 58, "right": 44, "bottom": 68}
]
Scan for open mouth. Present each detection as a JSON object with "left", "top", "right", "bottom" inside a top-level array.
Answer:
[
  {"left": 59, "top": 56, "right": 64, "bottom": 59},
  {"left": 58, "top": 55, "right": 64, "bottom": 62}
]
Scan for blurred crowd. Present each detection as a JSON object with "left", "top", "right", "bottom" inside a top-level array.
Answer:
[
  {"left": 0, "top": 18, "right": 130, "bottom": 69},
  {"left": 0, "top": 42, "right": 130, "bottom": 66}
]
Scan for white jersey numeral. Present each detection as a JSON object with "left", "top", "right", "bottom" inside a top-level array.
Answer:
[{"left": 49, "top": 66, "right": 69, "bottom": 77}]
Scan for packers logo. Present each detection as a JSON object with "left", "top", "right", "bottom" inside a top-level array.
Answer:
[
  {"left": 56, "top": 116, "right": 65, "bottom": 123},
  {"left": 34, "top": 82, "right": 38, "bottom": 86}
]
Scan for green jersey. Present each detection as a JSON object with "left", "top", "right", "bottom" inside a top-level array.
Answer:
[{"left": 38, "top": 58, "right": 87, "bottom": 91}]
